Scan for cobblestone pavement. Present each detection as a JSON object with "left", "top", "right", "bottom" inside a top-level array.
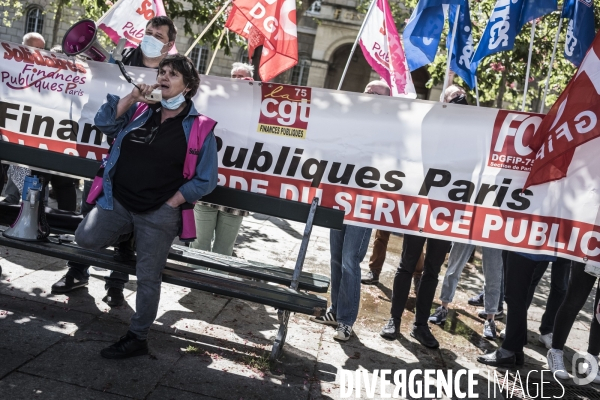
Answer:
[{"left": 0, "top": 211, "right": 599, "bottom": 399}]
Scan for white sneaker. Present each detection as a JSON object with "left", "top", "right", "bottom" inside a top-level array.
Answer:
[
  {"left": 547, "top": 349, "right": 570, "bottom": 380},
  {"left": 499, "top": 329, "right": 506, "bottom": 339},
  {"left": 583, "top": 353, "right": 600, "bottom": 384},
  {"left": 538, "top": 333, "right": 553, "bottom": 349},
  {"left": 333, "top": 323, "right": 353, "bottom": 341}
]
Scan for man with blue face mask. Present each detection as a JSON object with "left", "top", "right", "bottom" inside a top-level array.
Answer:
[
  {"left": 122, "top": 16, "right": 177, "bottom": 69},
  {"left": 51, "top": 16, "right": 178, "bottom": 306}
]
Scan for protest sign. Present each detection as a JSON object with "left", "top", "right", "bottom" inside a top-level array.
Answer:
[{"left": 1, "top": 41, "right": 600, "bottom": 265}]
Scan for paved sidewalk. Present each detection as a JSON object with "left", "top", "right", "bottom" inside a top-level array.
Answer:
[{"left": 0, "top": 212, "right": 599, "bottom": 399}]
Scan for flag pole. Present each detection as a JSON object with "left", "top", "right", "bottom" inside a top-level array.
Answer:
[
  {"left": 474, "top": 74, "right": 480, "bottom": 107},
  {"left": 337, "top": 0, "right": 378, "bottom": 90},
  {"left": 184, "top": 0, "right": 233, "bottom": 56},
  {"left": 442, "top": 5, "right": 460, "bottom": 101},
  {"left": 521, "top": 20, "right": 536, "bottom": 111},
  {"left": 540, "top": 17, "right": 563, "bottom": 113},
  {"left": 206, "top": 29, "right": 227, "bottom": 75}
]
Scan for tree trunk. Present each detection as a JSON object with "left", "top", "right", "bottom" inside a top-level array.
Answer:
[
  {"left": 51, "top": 0, "right": 66, "bottom": 48},
  {"left": 496, "top": 69, "right": 507, "bottom": 109}
]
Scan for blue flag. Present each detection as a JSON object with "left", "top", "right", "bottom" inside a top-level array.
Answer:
[
  {"left": 563, "top": 0, "right": 596, "bottom": 66},
  {"left": 447, "top": 4, "right": 475, "bottom": 88},
  {"left": 403, "top": 0, "right": 465, "bottom": 71},
  {"left": 470, "top": 0, "right": 557, "bottom": 74}
]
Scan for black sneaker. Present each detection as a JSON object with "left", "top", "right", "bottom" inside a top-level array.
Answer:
[
  {"left": 468, "top": 292, "right": 484, "bottom": 306},
  {"left": 477, "top": 309, "right": 505, "bottom": 320},
  {"left": 100, "top": 331, "right": 149, "bottom": 359},
  {"left": 310, "top": 311, "right": 337, "bottom": 326},
  {"left": 361, "top": 270, "right": 379, "bottom": 285},
  {"left": 102, "top": 287, "right": 125, "bottom": 307},
  {"left": 477, "top": 349, "right": 516, "bottom": 368},
  {"left": 380, "top": 317, "right": 400, "bottom": 340},
  {"left": 410, "top": 324, "right": 439, "bottom": 349},
  {"left": 428, "top": 306, "right": 448, "bottom": 325},
  {"left": 51, "top": 274, "right": 88, "bottom": 293}
]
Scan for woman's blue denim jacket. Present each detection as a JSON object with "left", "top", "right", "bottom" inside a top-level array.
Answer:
[{"left": 94, "top": 94, "right": 218, "bottom": 211}]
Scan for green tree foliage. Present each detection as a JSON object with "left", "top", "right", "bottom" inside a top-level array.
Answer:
[{"left": 360, "top": 0, "right": 600, "bottom": 111}]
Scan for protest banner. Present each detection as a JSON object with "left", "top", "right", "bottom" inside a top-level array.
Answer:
[{"left": 1, "top": 40, "right": 600, "bottom": 266}]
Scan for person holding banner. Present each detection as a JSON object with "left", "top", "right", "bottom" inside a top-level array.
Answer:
[
  {"left": 52, "top": 16, "right": 178, "bottom": 307},
  {"left": 310, "top": 82, "right": 395, "bottom": 341},
  {"left": 73, "top": 54, "right": 218, "bottom": 359},
  {"left": 2, "top": 33, "right": 45, "bottom": 206},
  {"left": 189, "top": 63, "right": 254, "bottom": 257}
]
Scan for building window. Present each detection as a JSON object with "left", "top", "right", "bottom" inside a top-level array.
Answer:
[
  {"left": 26, "top": 7, "right": 44, "bottom": 34},
  {"left": 190, "top": 45, "right": 209, "bottom": 74},
  {"left": 290, "top": 58, "right": 311, "bottom": 86}
]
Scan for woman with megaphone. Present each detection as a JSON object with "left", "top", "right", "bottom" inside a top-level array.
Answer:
[
  {"left": 72, "top": 54, "right": 219, "bottom": 359},
  {"left": 53, "top": 16, "right": 179, "bottom": 308}
]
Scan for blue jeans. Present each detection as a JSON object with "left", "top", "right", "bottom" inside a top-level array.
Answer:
[
  {"left": 329, "top": 224, "right": 372, "bottom": 326},
  {"left": 440, "top": 242, "right": 503, "bottom": 314}
]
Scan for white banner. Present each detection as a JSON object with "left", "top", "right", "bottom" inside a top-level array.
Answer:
[{"left": 1, "top": 41, "right": 600, "bottom": 266}]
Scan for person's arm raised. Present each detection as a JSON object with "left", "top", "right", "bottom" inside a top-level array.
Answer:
[
  {"left": 94, "top": 83, "right": 160, "bottom": 138},
  {"left": 115, "top": 83, "right": 160, "bottom": 119}
]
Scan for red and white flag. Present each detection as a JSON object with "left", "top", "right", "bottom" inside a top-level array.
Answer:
[
  {"left": 225, "top": 0, "right": 298, "bottom": 82},
  {"left": 359, "top": 0, "right": 416, "bottom": 98},
  {"left": 98, "top": 0, "right": 168, "bottom": 46},
  {"left": 525, "top": 31, "right": 600, "bottom": 188}
]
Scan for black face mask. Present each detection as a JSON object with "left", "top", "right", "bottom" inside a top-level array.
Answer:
[{"left": 449, "top": 94, "right": 468, "bottom": 105}]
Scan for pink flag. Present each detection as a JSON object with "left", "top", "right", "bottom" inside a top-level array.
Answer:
[
  {"left": 359, "top": 0, "right": 416, "bottom": 98},
  {"left": 98, "top": 0, "right": 170, "bottom": 48}
]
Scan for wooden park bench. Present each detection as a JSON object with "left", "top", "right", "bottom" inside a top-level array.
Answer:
[{"left": 0, "top": 140, "right": 345, "bottom": 360}]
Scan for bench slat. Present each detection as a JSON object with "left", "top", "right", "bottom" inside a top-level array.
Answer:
[
  {"left": 170, "top": 245, "right": 329, "bottom": 293},
  {"left": 0, "top": 235, "right": 327, "bottom": 316}
]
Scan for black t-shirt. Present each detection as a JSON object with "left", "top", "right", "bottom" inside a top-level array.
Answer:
[
  {"left": 121, "top": 47, "right": 149, "bottom": 68},
  {"left": 112, "top": 101, "right": 191, "bottom": 213}
]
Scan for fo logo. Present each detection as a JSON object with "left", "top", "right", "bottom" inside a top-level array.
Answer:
[
  {"left": 257, "top": 84, "right": 311, "bottom": 139},
  {"left": 488, "top": 110, "right": 541, "bottom": 172}
]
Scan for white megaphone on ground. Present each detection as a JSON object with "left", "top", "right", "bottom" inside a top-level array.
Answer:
[
  {"left": 62, "top": 19, "right": 110, "bottom": 62},
  {"left": 3, "top": 176, "right": 50, "bottom": 242}
]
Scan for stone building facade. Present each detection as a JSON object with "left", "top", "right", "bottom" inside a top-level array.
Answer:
[{"left": 0, "top": 0, "right": 431, "bottom": 98}]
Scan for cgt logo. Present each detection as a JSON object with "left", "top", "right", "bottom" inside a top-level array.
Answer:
[
  {"left": 488, "top": 111, "right": 541, "bottom": 172},
  {"left": 257, "top": 84, "right": 311, "bottom": 139}
]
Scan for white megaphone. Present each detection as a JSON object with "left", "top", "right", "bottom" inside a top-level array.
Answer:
[
  {"left": 3, "top": 176, "right": 50, "bottom": 242},
  {"left": 62, "top": 19, "right": 110, "bottom": 62}
]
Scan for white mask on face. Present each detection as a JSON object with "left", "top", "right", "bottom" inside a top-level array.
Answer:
[{"left": 140, "top": 35, "right": 166, "bottom": 58}]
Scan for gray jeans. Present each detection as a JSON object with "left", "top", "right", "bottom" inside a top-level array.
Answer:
[
  {"left": 75, "top": 198, "right": 181, "bottom": 340},
  {"left": 439, "top": 242, "right": 503, "bottom": 314}
]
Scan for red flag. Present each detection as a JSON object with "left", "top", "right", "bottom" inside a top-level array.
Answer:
[
  {"left": 225, "top": 0, "right": 298, "bottom": 82},
  {"left": 525, "top": 31, "right": 600, "bottom": 188}
]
